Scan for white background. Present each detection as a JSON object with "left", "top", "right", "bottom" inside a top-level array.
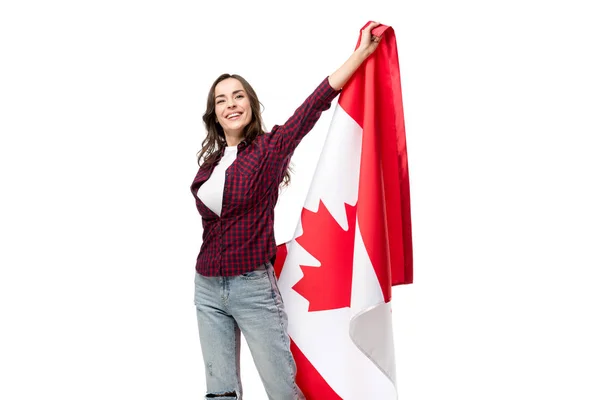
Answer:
[{"left": 1, "top": 0, "right": 599, "bottom": 399}]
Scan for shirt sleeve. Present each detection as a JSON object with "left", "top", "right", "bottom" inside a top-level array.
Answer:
[{"left": 266, "top": 76, "right": 340, "bottom": 159}]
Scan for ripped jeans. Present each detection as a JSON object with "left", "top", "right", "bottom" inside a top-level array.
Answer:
[{"left": 194, "top": 262, "right": 305, "bottom": 400}]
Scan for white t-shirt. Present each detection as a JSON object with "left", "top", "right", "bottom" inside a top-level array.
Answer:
[{"left": 197, "top": 146, "right": 237, "bottom": 216}]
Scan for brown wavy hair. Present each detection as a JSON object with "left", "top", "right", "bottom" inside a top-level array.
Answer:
[{"left": 197, "top": 73, "right": 291, "bottom": 186}]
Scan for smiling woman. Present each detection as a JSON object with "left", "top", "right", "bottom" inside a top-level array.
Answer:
[
  {"left": 197, "top": 73, "right": 277, "bottom": 183},
  {"left": 190, "top": 21, "right": 382, "bottom": 400},
  {"left": 214, "top": 81, "right": 253, "bottom": 139}
]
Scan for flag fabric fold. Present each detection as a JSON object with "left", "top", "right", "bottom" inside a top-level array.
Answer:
[{"left": 274, "top": 22, "right": 412, "bottom": 399}]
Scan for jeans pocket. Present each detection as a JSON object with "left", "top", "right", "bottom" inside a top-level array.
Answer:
[{"left": 240, "top": 268, "right": 268, "bottom": 280}]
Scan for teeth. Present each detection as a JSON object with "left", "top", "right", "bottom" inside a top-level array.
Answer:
[{"left": 228, "top": 113, "right": 241, "bottom": 119}]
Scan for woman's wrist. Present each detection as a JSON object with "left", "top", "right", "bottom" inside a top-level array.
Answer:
[{"left": 352, "top": 48, "right": 370, "bottom": 62}]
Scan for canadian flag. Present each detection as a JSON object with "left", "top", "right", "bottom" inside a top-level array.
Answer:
[{"left": 274, "top": 22, "right": 412, "bottom": 399}]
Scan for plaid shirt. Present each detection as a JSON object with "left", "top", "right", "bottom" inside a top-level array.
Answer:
[{"left": 191, "top": 77, "right": 340, "bottom": 276}]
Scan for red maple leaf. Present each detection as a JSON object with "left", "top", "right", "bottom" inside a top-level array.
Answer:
[{"left": 292, "top": 200, "right": 357, "bottom": 311}]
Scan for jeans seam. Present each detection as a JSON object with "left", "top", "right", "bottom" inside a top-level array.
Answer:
[{"left": 267, "top": 267, "right": 299, "bottom": 399}]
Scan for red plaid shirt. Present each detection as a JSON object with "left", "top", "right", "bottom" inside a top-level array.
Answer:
[{"left": 191, "top": 77, "right": 340, "bottom": 276}]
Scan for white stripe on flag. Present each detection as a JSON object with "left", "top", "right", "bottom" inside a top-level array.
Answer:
[{"left": 279, "top": 106, "right": 398, "bottom": 399}]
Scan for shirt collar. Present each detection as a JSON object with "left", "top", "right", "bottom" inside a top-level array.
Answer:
[{"left": 218, "top": 138, "right": 248, "bottom": 158}]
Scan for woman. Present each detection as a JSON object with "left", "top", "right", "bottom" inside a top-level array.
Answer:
[{"left": 190, "top": 22, "right": 381, "bottom": 400}]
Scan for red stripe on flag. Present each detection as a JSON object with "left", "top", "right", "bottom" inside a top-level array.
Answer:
[
  {"left": 291, "top": 339, "right": 343, "bottom": 400},
  {"left": 339, "top": 22, "right": 413, "bottom": 300},
  {"left": 273, "top": 242, "right": 288, "bottom": 279}
]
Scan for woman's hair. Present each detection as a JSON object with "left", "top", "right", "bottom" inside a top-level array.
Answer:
[{"left": 197, "top": 73, "right": 291, "bottom": 186}]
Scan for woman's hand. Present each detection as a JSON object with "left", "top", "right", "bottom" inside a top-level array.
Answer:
[
  {"left": 357, "top": 21, "right": 381, "bottom": 57},
  {"left": 328, "top": 21, "right": 383, "bottom": 90}
]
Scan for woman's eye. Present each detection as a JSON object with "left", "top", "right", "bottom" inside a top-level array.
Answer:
[{"left": 235, "top": 95, "right": 244, "bottom": 99}]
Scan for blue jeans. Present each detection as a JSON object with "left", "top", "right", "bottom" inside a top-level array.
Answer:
[{"left": 194, "top": 263, "right": 305, "bottom": 400}]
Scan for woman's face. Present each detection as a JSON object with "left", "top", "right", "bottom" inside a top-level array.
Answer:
[{"left": 214, "top": 78, "right": 253, "bottom": 138}]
